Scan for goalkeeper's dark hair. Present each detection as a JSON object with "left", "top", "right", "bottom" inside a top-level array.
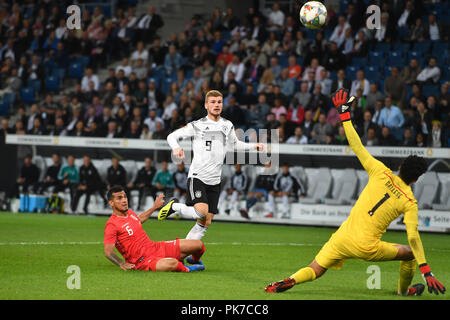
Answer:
[
  {"left": 399, "top": 155, "right": 428, "bottom": 185},
  {"left": 107, "top": 185, "right": 126, "bottom": 200}
]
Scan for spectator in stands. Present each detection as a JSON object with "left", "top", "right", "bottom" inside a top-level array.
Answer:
[
  {"left": 130, "top": 41, "right": 148, "bottom": 66},
  {"left": 293, "top": 82, "right": 312, "bottom": 109},
  {"left": 301, "top": 110, "right": 314, "bottom": 140},
  {"left": 397, "top": 0, "right": 419, "bottom": 30},
  {"left": 302, "top": 58, "right": 325, "bottom": 82},
  {"left": 224, "top": 54, "right": 245, "bottom": 84},
  {"left": 415, "top": 100, "right": 432, "bottom": 140},
  {"left": 384, "top": 66, "right": 406, "bottom": 106},
  {"left": 152, "top": 121, "right": 168, "bottom": 140},
  {"left": 286, "top": 126, "right": 308, "bottom": 144},
  {"left": 81, "top": 68, "right": 100, "bottom": 92},
  {"left": 266, "top": 2, "right": 285, "bottom": 32},
  {"left": 401, "top": 127, "right": 416, "bottom": 147},
  {"left": 329, "top": 16, "right": 351, "bottom": 48},
  {"left": 54, "top": 155, "right": 78, "bottom": 203},
  {"left": 379, "top": 126, "right": 398, "bottom": 146},
  {"left": 308, "top": 84, "right": 329, "bottom": 115},
  {"left": 378, "top": 96, "right": 405, "bottom": 131},
  {"left": 361, "top": 127, "right": 379, "bottom": 146},
  {"left": 437, "top": 82, "right": 450, "bottom": 116},
  {"left": 365, "top": 83, "right": 384, "bottom": 111},
  {"left": 409, "top": 17, "right": 426, "bottom": 42},
  {"left": 136, "top": 6, "right": 164, "bottom": 43},
  {"left": 140, "top": 124, "right": 152, "bottom": 140},
  {"left": 105, "top": 120, "right": 122, "bottom": 138},
  {"left": 350, "top": 70, "right": 370, "bottom": 97},
  {"left": 400, "top": 58, "right": 422, "bottom": 86},
  {"left": 72, "top": 155, "right": 107, "bottom": 214},
  {"left": 330, "top": 68, "right": 351, "bottom": 93},
  {"left": 310, "top": 113, "right": 333, "bottom": 144},
  {"left": 416, "top": 57, "right": 440, "bottom": 84},
  {"left": 318, "top": 69, "right": 332, "bottom": 96},
  {"left": 152, "top": 160, "right": 174, "bottom": 196},
  {"left": 127, "top": 156, "right": 156, "bottom": 210},
  {"left": 262, "top": 32, "right": 280, "bottom": 59},
  {"left": 172, "top": 161, "right": 188, "bottom": 204},
  {"left": 13, "top": 155, "right": 40, "bottom": 197},
  {"left": 428, "top": 120, "right": 446, "bottom": 148},
  {"left": 424, "top": 13, "right": 445, "bottom": 41},
  {"left": 277, "top": 69, "right": 295, "bottom": 98},
  {"left": 415, "top": 132, "right": 425, "bottom": 147},
  {"left": 374, "top": 12, "right": 395, "bottom": 42},
  {"left": 144, "top": 108, "right": 164, "bottom": 133}
]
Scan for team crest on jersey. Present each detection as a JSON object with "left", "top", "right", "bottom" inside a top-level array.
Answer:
[{"left": 195, "top": 191, "right": 202, "bottom": 198}]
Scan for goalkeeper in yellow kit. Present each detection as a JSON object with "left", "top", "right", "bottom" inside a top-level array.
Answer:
[{"left": 265, "top": 89, "right": 446, "bottom": 296}]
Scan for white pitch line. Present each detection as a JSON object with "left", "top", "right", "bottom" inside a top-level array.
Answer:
[{"left": 0, "top": 241, "right": 449, "bottom": 253}]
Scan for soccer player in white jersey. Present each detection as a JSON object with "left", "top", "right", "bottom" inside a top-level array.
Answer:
[{"left": 157, "top": 90, "right": 266, "bottom": 242}]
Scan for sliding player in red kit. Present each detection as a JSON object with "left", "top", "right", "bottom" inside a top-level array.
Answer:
[{"left": 104, "top": 185, "right": 205, "bottom": 272}]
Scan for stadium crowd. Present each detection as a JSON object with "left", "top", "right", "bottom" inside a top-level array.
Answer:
[{"left": 0, "top": 0, "right": 449, "bottom": 148}]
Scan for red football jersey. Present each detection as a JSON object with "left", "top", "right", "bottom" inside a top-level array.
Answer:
[{"left": 104, "top": 210, "right": 154, "bottom": 264}]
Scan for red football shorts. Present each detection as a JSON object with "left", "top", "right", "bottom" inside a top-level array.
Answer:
[{"left": 135, "top": 238, "right": 181, "bottom": 271}]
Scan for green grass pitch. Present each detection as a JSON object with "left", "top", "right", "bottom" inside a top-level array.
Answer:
[{"left": 0, "top": 212, "right": 449, "bottom": 300}]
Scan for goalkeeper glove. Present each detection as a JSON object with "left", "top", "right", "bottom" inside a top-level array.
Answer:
[
  {"left": 419, "top": 263, "right": 446, "bottom": 295},
  {"left": 331, "top": 89, "right": 356, "bottom": 122}
]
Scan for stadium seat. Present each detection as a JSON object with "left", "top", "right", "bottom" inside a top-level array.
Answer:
[
  {"left": 45, "top": 75, "right": 60, "bottom": 92},
  {"left": 350, "top": 170, "right": 369, "bottom": 205},
  {"left": 69, "top": 62, "right": 84, "bottom": 79},
  {"left": 442, "top": 66, "right": 450, "bottom": 81},
  {"left": 407, "top": 51, "right": 424, "bottom": 65},
  {"left": 21, "top": 87, "right": 35, "bottom": 104},
  {"left": 364, "top": 66, "right": 381, "bottom": 82},
  {"left": 324, "top": 169, "right": 358, "bottom": 205},
  {"left": 422, "top": 85, "right": 440, "bottom": 97},
  {"left": 351, "top": 57, "right": 367, "bottom": 67},
  {"left": 345, "top": 66, "right": 359, "bottom": 81},
  {"left": 388, "top": 51, "right": 406, "bottom": 67},
  {"left": 0, "top": 97, "right": 10, "bottom": 116},
  {"left": 392, "top": 42, "right": 410, "bottom": 53},
  {"left": 27, "top": 79, "right": 41, "bottom": 94},
  {"left": 432, "top": 173, "right": 450, "bottom": 211},
  {"left": 369, "top": 51, "right": 385, "bottom": 67},
  {"left": 299, "top": 167, "right": 332, "bottom": 204},
  {"left": 374, "top": 42, "right": 390, "bottom": 53},
  {"left": 414, "top": 171, "right": 439, "bottom": 209},
  {"left": 412, "top": 41, "right": 432, "bottom": 54}
]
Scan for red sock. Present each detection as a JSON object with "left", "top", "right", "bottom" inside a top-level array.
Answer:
[
  {"left": 192, "top": 242, "right": 205, "bottom": 262},
  {"left": 175, "top": 261, "right": 189, "bottom": 272}
]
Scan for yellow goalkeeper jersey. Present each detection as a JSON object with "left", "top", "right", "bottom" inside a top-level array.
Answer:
[{"left": 338, "top": 121, "right": 427, "bottom": 265}]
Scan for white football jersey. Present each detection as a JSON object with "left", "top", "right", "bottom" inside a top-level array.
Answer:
[{"left": 167, "top": 116, "right": 255, "bottom": 185}]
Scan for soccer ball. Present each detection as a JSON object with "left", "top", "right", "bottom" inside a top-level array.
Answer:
[{"left": 299, "top": 1, "right": 327, "bottom": 30}]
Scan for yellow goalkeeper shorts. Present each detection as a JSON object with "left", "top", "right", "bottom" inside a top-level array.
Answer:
[{"left": 314, "top": 232, "right": 400, "bottom": 270}]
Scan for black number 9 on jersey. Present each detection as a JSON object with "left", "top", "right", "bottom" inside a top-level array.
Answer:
[{"left": 206, "top": 140, "right": 212, "bottom": 151}]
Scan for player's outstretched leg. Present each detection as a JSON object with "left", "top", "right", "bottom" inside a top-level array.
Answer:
[
  {"left": 265, "top": 260, "right": 326, "bottom": 293},
  {"left": 180, "top": 239, "right": 206, "bottom": 265}
]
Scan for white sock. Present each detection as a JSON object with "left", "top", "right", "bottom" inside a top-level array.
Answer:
[
  {"left": 172, "top": 203, "right": 205, "bottom": 219},
  {"left": 268, "top": 193, "right": 275, "bottom": 213},
  {"left": 186, "top": 222, "right": 208, "bottom": 240},
  {"left": 229, "top": 190, "right": 238, "bottom": 210}
]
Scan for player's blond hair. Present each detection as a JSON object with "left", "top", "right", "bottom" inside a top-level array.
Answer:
[{"left": 205, "top": 90, "right": 223, "bottom": 103}]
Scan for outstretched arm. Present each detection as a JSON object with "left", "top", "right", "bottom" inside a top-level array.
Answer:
[
  {"left": 138, "top": 193, "right": 165, "bottom": 224},
  {"left": 167, "top": 123, "right": 196, "bottom": 158},
  {"left": 332, "top": 90, "right": 387, "bottom": 176}
]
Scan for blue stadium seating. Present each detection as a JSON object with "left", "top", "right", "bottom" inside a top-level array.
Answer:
[
  {"left": 383, "top": 66, "right": 392, "bottom": 79},
  {"left": 369, "top": 51, "right": 385, "bottom": 67},
  {"left": 442, "top": 66, "right": 450, "bottom": 81},
  {"left": 69, "top": 62, "right": 84, "bottom": 79},
  {"left": 45, "top": 76, "right": 60, "bottom": 92},
  {"left": 345, "top": 66, "right": 359, "bottom": 81},
  {"left": 351, "top": 57, "right": 367, "bottom": 68},
  {"left": 0, "top": 97, "right": 10, "bottom": 116},
  {"left": 422, "top": 85, "right": 440, "bottom": 97},
  {"left": 27, "top": 79, "right": 41, "bottom": 94},
  {"left": 21, "top": 87, "right": 35, "bottom": 104},
  {"left": 388, "top": 51, "right": 406, "bottom": 67},
  {"left": 413, "top": 40, "right": 432, "bottom": 53},
  {"left": 392, "top": 42, "right": 411, "bottom": 53},
  {"left": 364, "top": 66, "right": 381, "bottom": 82},
  {"left": 374, "top": 42, "right": 391, "bottom": 53}
]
